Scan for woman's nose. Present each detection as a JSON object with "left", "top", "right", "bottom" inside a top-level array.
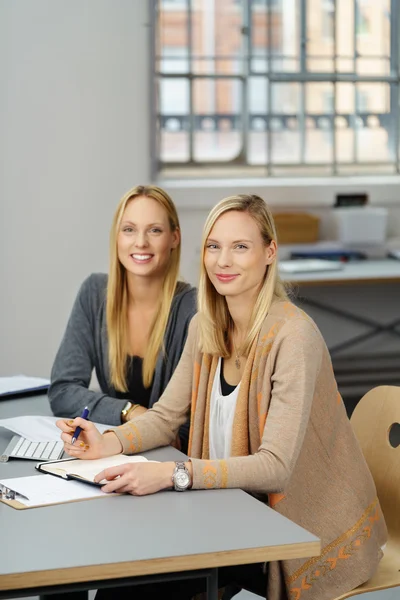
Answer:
[
  {"left": 135, "top": 231, "right": 148, "bottom": 247},
  {"left": 217, "top": 248, "right": 232, "bottom": 267}
]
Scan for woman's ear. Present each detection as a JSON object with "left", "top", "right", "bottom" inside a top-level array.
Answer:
[
  {"left": 171, "top": 227, "right": 180, "bottom": 250},
  {"left": 265, "top": 240, "right": 277, "bottom": 265}
]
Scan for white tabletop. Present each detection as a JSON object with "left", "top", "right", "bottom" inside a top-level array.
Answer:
[{"left": 0, "top": 394, "right": 320, "bottom": 595}]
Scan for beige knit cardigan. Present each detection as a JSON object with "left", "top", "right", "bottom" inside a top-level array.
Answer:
[{"left": 113, "top": 301, "right": 387, "bottom": 600}]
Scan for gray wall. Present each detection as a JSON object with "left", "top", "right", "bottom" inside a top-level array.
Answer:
[{"left": 0, "top": 0, "right": 151, "bottom": 376}]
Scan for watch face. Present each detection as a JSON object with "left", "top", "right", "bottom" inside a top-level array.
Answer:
[{"left": 175, "top": 470, "right": 190, "bottom": 489}]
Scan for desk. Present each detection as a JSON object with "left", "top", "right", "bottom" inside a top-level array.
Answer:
[
  {"left": 280, "top": 260, "right": 400, "bottom": 355},
  {"left": 0, "top": 394, "right": 320, "bottom": 600},
  {"left": 279, "top": 259, "right": 400, "bottom": 286},
  {"left": 280, "top": 259, "right": 400, "bottom": 412}
]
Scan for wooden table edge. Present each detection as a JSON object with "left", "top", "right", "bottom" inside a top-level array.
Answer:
[{"left": 0, "top": 540, "right": 321, "bottom": 591}]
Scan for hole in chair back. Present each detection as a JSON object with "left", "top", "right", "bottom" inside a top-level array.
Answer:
[{"left": 388, "top": 423, "right": 400, "bottom": 448}]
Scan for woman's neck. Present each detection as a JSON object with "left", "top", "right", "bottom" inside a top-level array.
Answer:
[
  {"left": 225, "top": 295, "right": 255, "bottom": 343},
  {"left": 126, "top": 273, "right": 165, "bottom": 309}
]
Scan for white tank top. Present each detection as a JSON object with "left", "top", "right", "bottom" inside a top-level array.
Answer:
[{"left": 209, "top": 357, "right": 241, "bottom": 460}]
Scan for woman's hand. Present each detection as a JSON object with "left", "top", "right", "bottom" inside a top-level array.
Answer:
[
  {"left": 56, "top": 417, "right": 122, "bottom": 460},
  {"left": 94, "top": 461, "right": 175, "bottom": 495}
]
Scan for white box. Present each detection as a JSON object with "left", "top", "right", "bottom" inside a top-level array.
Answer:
[{"left": 334, "top": 207, "right": 388, "bottom": 245}]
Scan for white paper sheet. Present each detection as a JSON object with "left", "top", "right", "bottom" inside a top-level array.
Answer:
[
  {"left": 0, "top": 375, "right": 50, "bottom": 396},
  {"left": 0, "top": 415, "right": 112, "bottom": 442},
  {"left": 0, "top": 474, "right": 106, "bottom": 506}
]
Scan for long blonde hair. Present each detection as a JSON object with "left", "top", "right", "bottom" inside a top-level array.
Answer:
[
  {"left": 198, "top": 194, "right": 288, "bottom": 356},
  {"left": 107, "top": 185, "right": 181, "bottom": 391}
]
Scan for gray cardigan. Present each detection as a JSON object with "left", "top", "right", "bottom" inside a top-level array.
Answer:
[{"left": 49, "top": 273, "right": 197, "bottom": 444}]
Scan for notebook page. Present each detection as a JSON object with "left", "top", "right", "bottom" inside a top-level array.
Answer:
[
  {"left": 42, "top": 455, "right": 149, "bottom": 482},
  {"left": 0, "top": 475, "right": 106, "bottom": 506}
]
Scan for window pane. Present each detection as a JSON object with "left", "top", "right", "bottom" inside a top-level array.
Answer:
[
  {"left": 307, "top": 0, "right": 334, "bottom": 72},
  {"left": 336, "top": 0, "right": 353, "bottom": 63},
  {"left": 250, "top": 0, "right": 300, "bottom": 72},
  {"left": 356, "top": 0, "right": 390, "bottom": 57},
  {"left": 305, "top": 83, "right": 334, "bottom": 163},
  {"left": 158, "top": 2, "right": 189, "bottom": 68},
  {"left": 192, "top": 0, "right": 244, "bottom": 75},
  {"left": 271, "top": 83, "right": 301, "bottom": 163},
  {"left": 248, "top": 77, "right": 268, "bottom": 164},
  {"left": 159, "top": 77, "right": 190, "bottom": 162},
  {"left": 193, "top": 78, "right": 242, "bottom": 161},
  {"left": 356, "top": 83, "right": 392, "bottom": 162},
  {"left": 336, "top": 83, "right": 355, "bottom": 163}
]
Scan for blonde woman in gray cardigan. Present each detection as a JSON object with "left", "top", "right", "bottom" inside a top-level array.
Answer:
[
  {"left": 58, "top": 194, "right": 387, "bottom": 600},
  {"left": 50, "top": 185, "right": 196, "bottom": 451}
]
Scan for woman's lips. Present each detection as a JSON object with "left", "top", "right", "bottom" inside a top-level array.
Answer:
[
  {"left": 215, "top": 274, "right": 239, "bottom": 283},
  {"left": 130, "top": 253, "right": 153, "bottom": 264}
]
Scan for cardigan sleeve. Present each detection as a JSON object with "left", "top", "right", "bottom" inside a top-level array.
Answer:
[
  {"left": 190, "top": 317, "right": 324, "bottom": 493},
  {"left": 48, "top": 274, "right": 128, "bottom": 425},
  {"left": 111, "top": 318, "right": 197, "bottom": 453}
]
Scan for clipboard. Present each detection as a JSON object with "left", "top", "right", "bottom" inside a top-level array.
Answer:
[
  {"left": 0, "top": 483, "right": 30, "bottom": 510},
  {"left": 0, "top": 475, "right": 110, "bottom": 510}
]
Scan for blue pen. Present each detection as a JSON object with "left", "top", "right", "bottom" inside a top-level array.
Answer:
[{"left": 71, "top": 406, "right": 90, "bottom": 445}]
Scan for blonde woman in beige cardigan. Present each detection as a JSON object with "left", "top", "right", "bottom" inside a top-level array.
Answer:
[{"left": 58, "top": 194, "right": 387, "bottom": 600}]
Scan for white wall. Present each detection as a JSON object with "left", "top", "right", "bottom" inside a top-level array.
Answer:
[{"left": 0, "top": 0, "right": 151, "bottom": 376}]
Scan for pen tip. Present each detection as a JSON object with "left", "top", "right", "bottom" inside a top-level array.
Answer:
[{"left": 71, "top": 438, "right": 76, "bottom": 445}]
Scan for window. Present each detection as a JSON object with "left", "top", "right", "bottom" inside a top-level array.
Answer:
[
  {"left": 153, "top": 0, "right": 398, "bottom": 177},
  {"left": 322, "top": 0, "right": 335, "bottom": 41}
]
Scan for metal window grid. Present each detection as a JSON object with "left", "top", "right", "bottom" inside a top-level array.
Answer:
[{"left": 151, "top": 0, "right": 400, "bottom": 177}]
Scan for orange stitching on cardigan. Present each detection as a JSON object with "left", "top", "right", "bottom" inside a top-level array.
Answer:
[
  {"left": 269, "top": 492, "right": 286, "bottom": 507},
  {"left": 188, "top": 361, "right": 201, "bottom": 455},
  {"left": 288, "top": 499, "right": 381, "bottom": 599},
  {"left": 191, "top": 361, "right": 201, "bottom": 407},
  {"left": 220, "top": 460, "right": 228, "bottom": 489},
  {"left": 286, "top": 496, "right": 379, "bottom": 584},
  {"left": 289, "top": 522, "right": 380, "bottom": 600},
  {"left": 283, "top": 302, "right": 301, "bottom": 318},
  {"left": 122, "top": 423, "right": 142, "bottom": 454},
  {"left": 259, "top": 411, "right": 267, "bottom": 439},
  {"left": 202, "top": 463, "right": 217, "bottom": 488}
]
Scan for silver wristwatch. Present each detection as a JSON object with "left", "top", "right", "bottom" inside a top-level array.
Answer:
[{"left": 172, "top": 461, "right": 191, "bottom": 492}]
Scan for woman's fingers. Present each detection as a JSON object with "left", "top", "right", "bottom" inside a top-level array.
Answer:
[
  {"left": 56, "top": 419, "right": 75, "bottom": 433},
  {"left": 60, "top": 432, "right": 73, "bottom": 445},
  {"left": 94, "top": 463, "right": 130, "bottom": 483},
  {"left": 72, "top": 417, "right": 97, "bottom": 433},
  {"left": 100, "top": 476, "right": 128, "bottom": 494}
]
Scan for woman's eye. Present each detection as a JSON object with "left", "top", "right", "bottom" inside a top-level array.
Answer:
[
  {"left": 150, "top": 228, "right": 162, "bottom": 234},
  {"left": 206, "top": 243, "right": 218, "bottom": 250},
  {"left": 123, "top": 227, "right": 134, "bottom": 233},
  {"left": 235, "top": 244, "right": 248, "bottom": 250}
]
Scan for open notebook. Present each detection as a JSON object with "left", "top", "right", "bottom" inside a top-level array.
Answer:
[
  {"left": 36, "top": 454, "right": 150, "bottom": 486},
  {"left": 0, "top": 455, "right": 153, "bottom": 509}
]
